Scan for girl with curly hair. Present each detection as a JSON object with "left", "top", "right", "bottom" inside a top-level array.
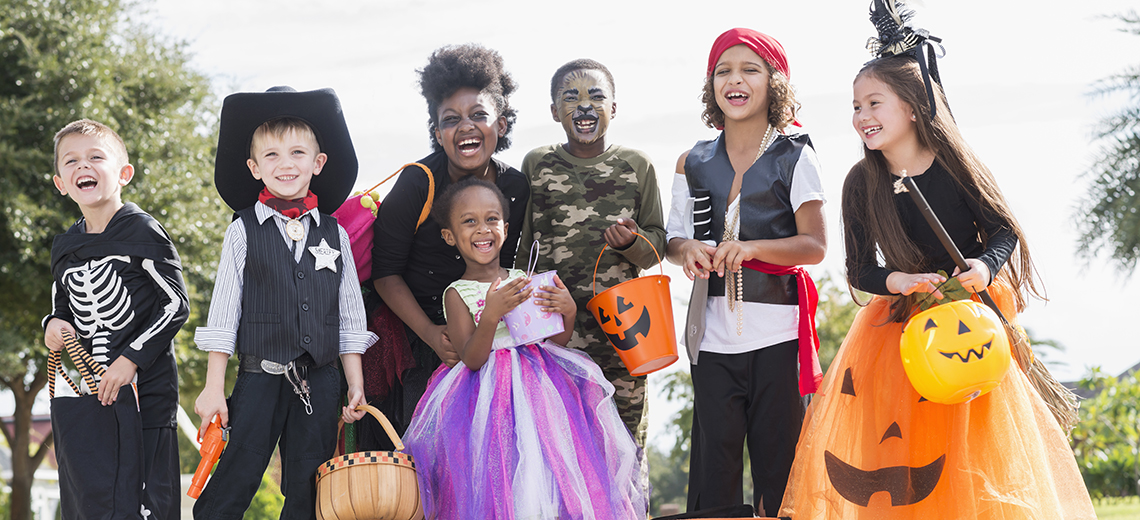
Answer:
[
  {"left": 363, "top": 44, "right": 530, "bottom": 450},
  {"left": 665, "top": 28, "right": 827, "bottom": 516}
]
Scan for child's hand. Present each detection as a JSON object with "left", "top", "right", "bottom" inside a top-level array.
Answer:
[
  {"left": 676, "top": 240, "right": 716, "bottom": 280},
  {"left": 952, "top": 258, "right": 991, "bottom": 294},
  {"left": 603, "top": 218, "right": 638, "bottom": 249},
  {"left": 887, "top": 271, "right": 946, "bottom": 300},
  {"left": 97, "top": 356, "right": 137, "bottom": 406},
  {"left": 43, "top": 318, "right": 75, "bottom": 352},
  {"left": 533, "top": 274, "right": 577, "bottom": 319},
  {"left": 710, "top": 240, "right": 757, "bottom": 277},
  {"left": 428, "top": 324, "right": 460, "bottom": 368},
  {"left": 195, "top": 386, "right": 229, "bottom": 441},
  {"left": 482, "top": 276, "right": 531, "bottom": 324},
  {"left": 342, "top": 385, "right": 367, "bottom": 424}
]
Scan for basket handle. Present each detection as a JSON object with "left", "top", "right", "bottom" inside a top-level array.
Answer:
[
  {"left": 590, "top": 231, "right": 664, "bottom": 298},
  {"left": 336, "top": 404, "right": 405, "bottom": 455},
  {"left": 359, "top": 162, "right": 436, "bottom": 231}
]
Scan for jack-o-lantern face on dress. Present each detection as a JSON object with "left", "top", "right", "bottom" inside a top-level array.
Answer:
[
  {"left": 780, "top": 286, "right": 1093, "bottom": 519},
  {"left": 824, "top": 367, "right": 945, "bottom": 507},
  {"left": 596, "top": 295, "right": 651, "bottom": 351},
  {"left": 900, "top": 300, "right": 1012, "bottom": 404}
]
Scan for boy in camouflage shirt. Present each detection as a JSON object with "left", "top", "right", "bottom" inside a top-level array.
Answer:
[{"left": 514, "top": 59, "right": 666, "bottom": 447}]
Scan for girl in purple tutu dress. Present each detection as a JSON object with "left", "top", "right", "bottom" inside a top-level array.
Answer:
[{"left": 402, "top": 177, "right": 646, "bottom": 519}]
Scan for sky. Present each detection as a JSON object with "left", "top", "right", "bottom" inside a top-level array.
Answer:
[{"left": 137, "top": 0, "right": 1140, "bottom": 446}]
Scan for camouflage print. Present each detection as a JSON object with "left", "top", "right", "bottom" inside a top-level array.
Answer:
[{"left": 515, "top": 144, "right": 666, "bottom": 446}]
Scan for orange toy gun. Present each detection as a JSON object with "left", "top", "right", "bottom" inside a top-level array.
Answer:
[{"left": 187, "top": 416, "right": 229, "bottom": 499}]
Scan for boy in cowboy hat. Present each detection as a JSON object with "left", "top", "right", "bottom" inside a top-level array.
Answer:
[{"left": 192, "top": 87, "right": 376, "bottom": 519}]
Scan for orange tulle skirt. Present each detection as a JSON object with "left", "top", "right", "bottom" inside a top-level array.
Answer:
[{"left": 779, "top": 282, "right": 1095, "bottom": 519}]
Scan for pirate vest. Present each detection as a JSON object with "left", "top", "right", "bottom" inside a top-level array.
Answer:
[
  {"left": 684, "top": 133, "right": 812, "bottom": 304},
  {"left": 235, "top": 207, "right": 342, "bottom": 367}
]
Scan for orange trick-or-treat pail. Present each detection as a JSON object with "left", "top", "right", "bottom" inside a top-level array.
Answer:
[{"left": 586, "top": 232, "right": 678, "bottom": 376}]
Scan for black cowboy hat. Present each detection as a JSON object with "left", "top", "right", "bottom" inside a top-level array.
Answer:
[{"left": 214, "top": 86, "right": 358, "bottom": 214}]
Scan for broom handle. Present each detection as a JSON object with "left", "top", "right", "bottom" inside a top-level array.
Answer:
[{"left": 899, "top": 175, "right": 1007, "bottom": 324}]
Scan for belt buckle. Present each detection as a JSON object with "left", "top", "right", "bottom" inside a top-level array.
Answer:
[{"left": 260, "top": 359, "right": 287, "bottom": 375}]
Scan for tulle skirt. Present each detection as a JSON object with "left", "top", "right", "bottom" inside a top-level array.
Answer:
[
  {"left": 779, "top": 282, "right": 1094, "bottom": 519},
  {"left": 403, "top": 341, "right": 646, "bottom": 520}
]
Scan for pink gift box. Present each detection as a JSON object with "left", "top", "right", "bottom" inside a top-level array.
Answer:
[{"left": 502, "top": 270, "right": 565, "bottom": 347}]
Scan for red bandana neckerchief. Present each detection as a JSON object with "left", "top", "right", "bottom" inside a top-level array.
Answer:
[
  {"left": 742, "top": 259, "right": 822, "bottom": 395},
  {"left": 258, "top": 188, "right": 319, "bottom": 219}
]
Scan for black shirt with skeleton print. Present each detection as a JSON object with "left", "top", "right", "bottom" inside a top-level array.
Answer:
[{"left": 49, "top": 203, "right": 188, "bottom": 428}]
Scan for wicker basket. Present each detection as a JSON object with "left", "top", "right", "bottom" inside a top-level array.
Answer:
[{"left": 316, "top": 405, "right": 423, "bottom": 520}]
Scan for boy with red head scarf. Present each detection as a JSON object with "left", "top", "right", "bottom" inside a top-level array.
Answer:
[{"left": 665, "top": 28, "right": 826, "bottom": 516}]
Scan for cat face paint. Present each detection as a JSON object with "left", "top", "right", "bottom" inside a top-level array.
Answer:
[{"left": 551, "top": 69, "right": 616, "bottom": 146}]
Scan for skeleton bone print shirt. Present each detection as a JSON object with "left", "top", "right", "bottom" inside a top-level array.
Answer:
[{"left": 49, "top": 203, "right": 188, "bottom": 428}]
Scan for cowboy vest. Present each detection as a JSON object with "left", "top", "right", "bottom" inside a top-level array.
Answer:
[
  {"left": 235, "top": 207, "right": 342, "bottom": 367},
  {"left": 685, "top": 133, "right": 812, "bottom": 304}
]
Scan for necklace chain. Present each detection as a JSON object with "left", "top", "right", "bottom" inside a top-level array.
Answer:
[
  {"left": 752, "top": 124, "right": 776, "bottom": 163},
  {"left": 724, "top": 125, "right": 777, "bottom": 336}
]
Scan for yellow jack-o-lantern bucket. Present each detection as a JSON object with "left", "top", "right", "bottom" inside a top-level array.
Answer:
[
  {"left": 586, "top": 232, "right": 678, "bottom": 376},
  {"left": 900, "top": 299, "right": 1011, "bottom": 404}
]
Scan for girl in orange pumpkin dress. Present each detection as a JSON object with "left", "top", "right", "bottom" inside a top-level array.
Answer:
[{"left": 778, "top": 1, "right": 1095, "bottom": 518}]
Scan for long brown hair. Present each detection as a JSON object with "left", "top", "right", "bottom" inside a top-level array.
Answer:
[{"left": 841, "top": 56, "right": 1044, "bottom": 322}]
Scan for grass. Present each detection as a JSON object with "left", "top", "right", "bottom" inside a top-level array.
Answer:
[{"left": 1093, "top": 496, "right": 1140, "bottom": 519}]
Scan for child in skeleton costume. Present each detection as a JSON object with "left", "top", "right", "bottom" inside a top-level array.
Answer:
[
  {"left": 514, "top": 59, "right": 666, "bottom": 448},
  {"left": 665, "top": 29, "right": 826, "bottom": 517},
  {"left": 778, "top": 2, "right": 1095, "bottom": 518},
  {"left": 192, "top": 87, "right": 376, "bottom": 520},
  {"left": 45, "top": 119, "right": 189, "bottom": 520}
]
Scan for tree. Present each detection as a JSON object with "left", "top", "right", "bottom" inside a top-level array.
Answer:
[
  {"left": 1071, "top": 367, "right": 1140, "bottom": 498},
  {"left": 1076, "top": 11, "right": 1140, "bottom": 272},
  {"left": 0, "top": 1, "right": 223, "bottom": 517}
]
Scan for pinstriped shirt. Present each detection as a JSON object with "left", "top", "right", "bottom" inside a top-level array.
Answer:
[{"left": 194, "top": 202, "right": 377, "bottom": 356}]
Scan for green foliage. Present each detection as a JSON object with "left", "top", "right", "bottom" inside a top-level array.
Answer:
[
  {"left": 0, "top": 0, "right": 224, "bottom": 378},
  {"left": 814, "top": 273, "right": 864, "bottom": 374},
  {"left": 1071, "top": 367, "right": 1140, "bottom": 498},
  {"left": 245, "top": 470, "right": 286, "bottom": 520},
  {"left": 659, "top": 369, "right": 693, "bottom": 462},
  {"left": 1076, "top": 11, "right": 1140, "bottom": 272},
  {"left": 1094, "top": 495, "right": 1140, "bottom": 519},
  {"left": 647, "top": 444, "right": 687, "bottom": 516}
]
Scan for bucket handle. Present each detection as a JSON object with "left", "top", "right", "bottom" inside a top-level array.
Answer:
[
  {"left": 336, "top": 404, "right": 405, "bottom": 455},
  {"left": 590, "top": 231, "right": 664, "bottom": 298},
  {"left": 359, "top": 162, "right": 436, "bottom": 231},
  {"left": 523, "top": 240, "right": 539, "bottom": 278}
]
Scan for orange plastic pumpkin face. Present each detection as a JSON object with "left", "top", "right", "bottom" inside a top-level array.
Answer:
[
  {"left": 595, "top": 295, "right": 651, "bottom": 352},
  {"left": 900, "top": 300, "right": 1011, "bottom": 404}
]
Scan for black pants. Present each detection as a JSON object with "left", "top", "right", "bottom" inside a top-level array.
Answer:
[
  {"left": 357, "top": 321, "right": 443, "bottom": 452},
  {"left": 687, "top": 341, "right": 805, "bottom": 517},
  {"left": 142, "top": 426, "right": 180, "bottom": 520},
  {"left": 192, "top": 364, "right": 341, "bottom": 520}
]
